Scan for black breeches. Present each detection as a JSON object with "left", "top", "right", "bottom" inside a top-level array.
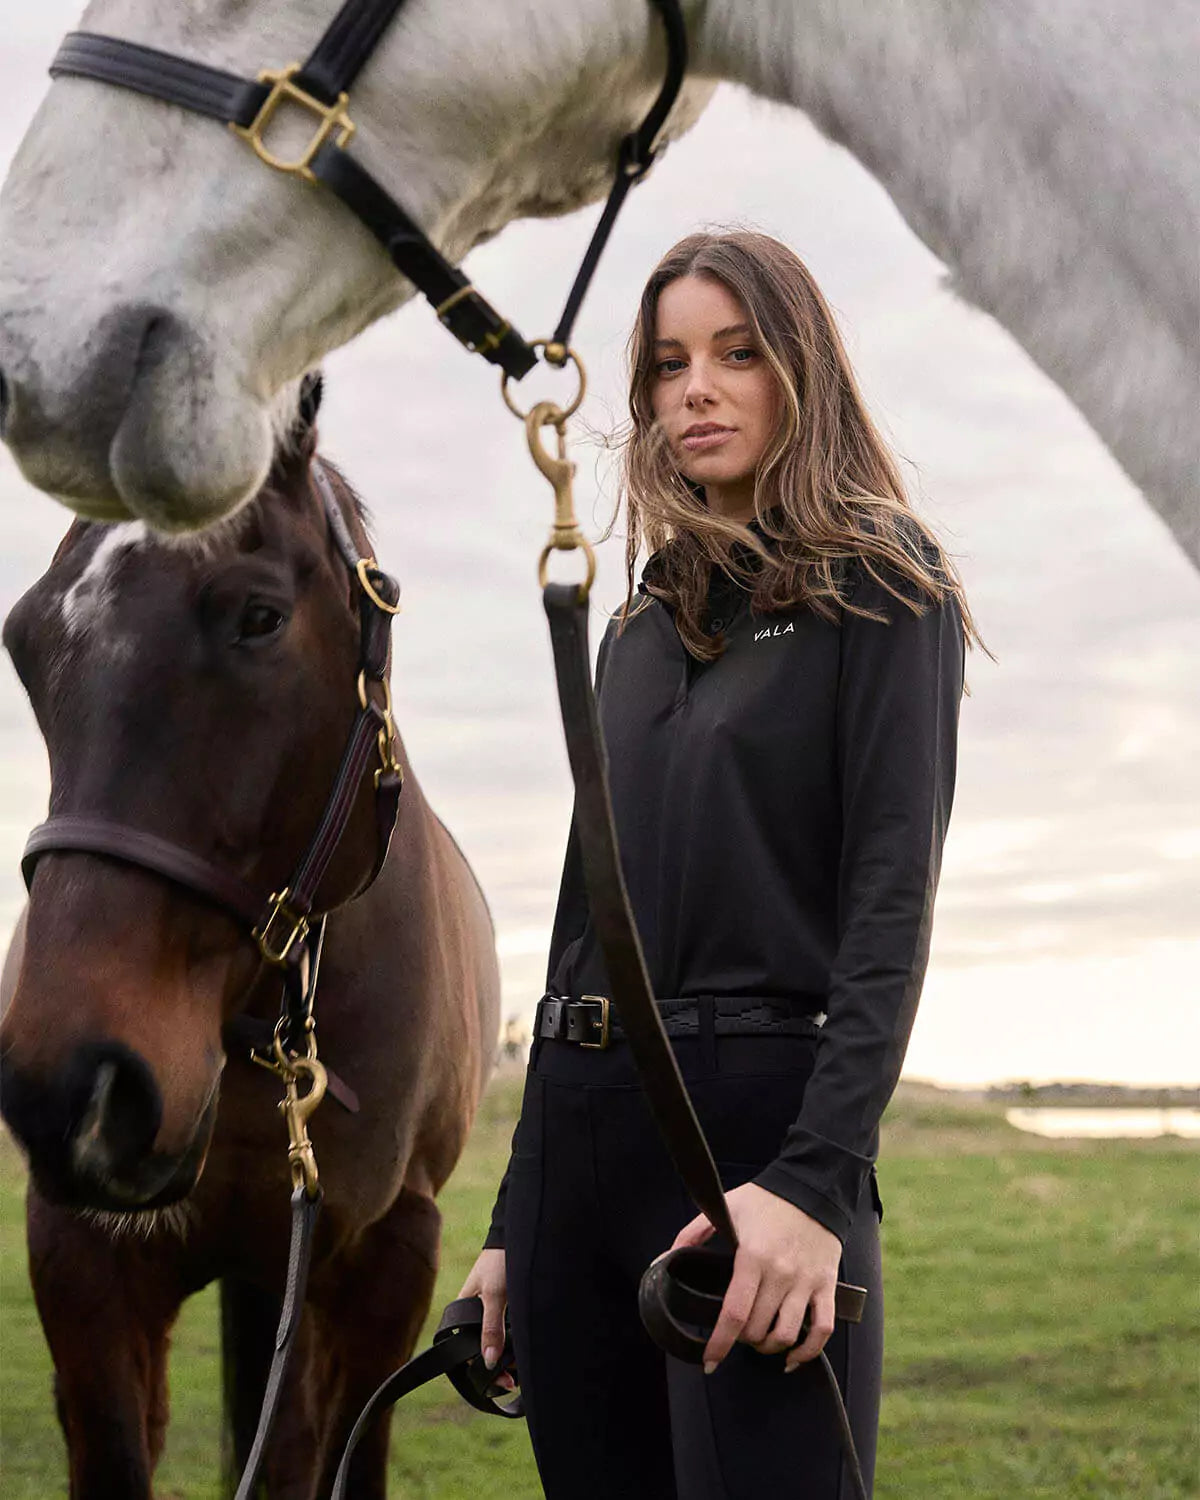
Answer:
[{"left": 503, "top": 1033, "right": 884, "bottom": 1500}]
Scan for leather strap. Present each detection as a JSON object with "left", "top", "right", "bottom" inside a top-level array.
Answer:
[
  {"left": 543, "top": 582, "right": 736, "bottom": 1245},
  {"left": 550, "top": 0, "right": 688, "bottom": 351},
  {"left": 21, "top": 817, "right": 261, "bottom": 926},
  {"left": 51, "top": 32, "right": 267, "bottom": 125},
  {"left": 638, "top": 1245, "right": 869, "bottom": 1500},
  {"left": 306, "top": 143, "right": 536, "bottom": 375},
  {"left": 295, "top": 0, "right": 408, "bottom": 103},
  {"left": 331, "top": 1296, "right": 522, "bottom": 1500},
  {"left": 233, "top": 1186, "right": 323, "bottom": 1500}
]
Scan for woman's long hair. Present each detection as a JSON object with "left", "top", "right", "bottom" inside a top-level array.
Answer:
[{"left": 618, "top": 230, "right": 980, "bottom": 659}]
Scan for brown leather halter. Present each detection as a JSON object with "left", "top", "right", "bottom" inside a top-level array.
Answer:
[{"left": 20, "top": 457, "right": 403, "bottom": 1052}]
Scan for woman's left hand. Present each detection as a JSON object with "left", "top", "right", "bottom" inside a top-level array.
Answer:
[{"left": 667, "top": 1183, "right": 842, "bottom": 1374}]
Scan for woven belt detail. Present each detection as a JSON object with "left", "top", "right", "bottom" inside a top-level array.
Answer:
[{"left": 535, "top": 995, "right": 824, "bottom": 1050}]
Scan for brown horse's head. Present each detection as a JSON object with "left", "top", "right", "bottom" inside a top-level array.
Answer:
[{"left": 0, "top": 408, "right": 391, "bottom": 1210}]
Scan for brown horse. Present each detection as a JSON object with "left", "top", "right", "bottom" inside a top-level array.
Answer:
[{"left": 0, "top": 410, "right": 500, "bottom": 1498}]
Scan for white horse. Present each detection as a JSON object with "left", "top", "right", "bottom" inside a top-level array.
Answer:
[{"left": 0, "top": 0, "right": 1195, "bottom": 559}]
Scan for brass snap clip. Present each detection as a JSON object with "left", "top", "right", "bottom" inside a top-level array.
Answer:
[
  {"left": 526, "top": 403, "right": 597, "bottom": 598},
  {"left": 279, "top": 1053, "right": 327, "bottom": 1197}
]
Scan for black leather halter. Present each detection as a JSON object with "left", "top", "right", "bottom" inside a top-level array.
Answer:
[
  {"left": 49, "top": 0, "right": 688, "bottom": 379},
  {"left": 20, "top": 458, "right": 404, "bottom": 1034}
]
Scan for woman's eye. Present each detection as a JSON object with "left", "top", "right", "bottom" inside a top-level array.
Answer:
[
  {"left": 656, "top": 358, "right": 686, "bottom": 375},
  {"left": 728, "top": 347, "right": 757, "bottom": 363},
  {"left": 236, "top": 602, "right": 287, "bottom": 642}
]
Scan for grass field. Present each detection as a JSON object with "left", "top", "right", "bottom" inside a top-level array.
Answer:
[{"left": 1, "top": 1077, "right": 1196, "bottom": 1498}]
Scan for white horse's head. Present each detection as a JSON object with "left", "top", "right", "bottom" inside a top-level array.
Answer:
[{"left": 0, "top": 0, "right": 711, "bottom": 531}]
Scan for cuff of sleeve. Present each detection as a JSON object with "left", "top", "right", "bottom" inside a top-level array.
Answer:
[
  {"left": 482, "top": 1224, "right": 505, "bottom": 1251},
  {"left": 753, "top": 1162, "right": 852, "bottom": 1243},
  {"left": 753, "top": 1126, "right": 875, "bottom": 1244}
]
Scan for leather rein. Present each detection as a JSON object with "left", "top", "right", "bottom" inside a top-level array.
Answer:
[{"left": 39, "top": 4, "right": 870, "bottom": 1495}]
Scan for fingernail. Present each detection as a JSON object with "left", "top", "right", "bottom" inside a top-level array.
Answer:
[
  {"left": 703, "top": 1361, "right": 717, "bottom": 1376},
  {"left": 483, "top": 1346, "right": 499, "bottom": 1369},
  {"left": 784, "top": 1361, "right": 799, "bottom": 1375}
]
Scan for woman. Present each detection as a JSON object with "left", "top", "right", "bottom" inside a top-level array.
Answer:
[{"left": 461, "top": 230, "right": 976, "bottom": 1498}]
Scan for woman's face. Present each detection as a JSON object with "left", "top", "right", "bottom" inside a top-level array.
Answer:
[{"left": 649, "top": 274, "right": 781, "bottom": 520}]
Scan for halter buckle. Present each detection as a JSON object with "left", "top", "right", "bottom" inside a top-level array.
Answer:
[
  {"left": 232, "top": 63, "right": 355, "bottom": 182},
  {"left": 255, "top": 888, "right": 310, "bottom": 966}
]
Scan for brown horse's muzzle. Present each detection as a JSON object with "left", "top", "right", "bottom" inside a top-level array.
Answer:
[{"left": 0, "top": 1036, "right": 221, "bottom": 1210}]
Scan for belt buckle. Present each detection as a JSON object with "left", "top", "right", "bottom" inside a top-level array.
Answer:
[{"left": 579, "top": 994, "right": 611, "bottom": 1050}]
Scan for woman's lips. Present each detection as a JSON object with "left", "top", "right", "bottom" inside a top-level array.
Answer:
[{"left": 681, "top": 427, "right": 735, "bottom": 452}]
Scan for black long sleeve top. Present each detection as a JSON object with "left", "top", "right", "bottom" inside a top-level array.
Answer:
[{"left": 485, "top": 537, "right": 964, "bottom": 1247}]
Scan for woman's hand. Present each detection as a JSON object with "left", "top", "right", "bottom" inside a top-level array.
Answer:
[
  {"left": 458, "top": 1248, "right": 511, "bottom": 1373},
  {"left": 668, "top": 1182, "right": 842, "bottom": 1374}
]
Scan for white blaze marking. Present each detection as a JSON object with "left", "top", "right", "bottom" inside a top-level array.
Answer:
[{"left": 60, "top": 522, "right": 148, "bottom": 636}]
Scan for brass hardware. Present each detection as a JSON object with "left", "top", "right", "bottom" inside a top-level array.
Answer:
[
  {"left": 356, "top": 673, "right": 402, "bottom": 787},
  {"left": 254, "top": 888, "right": 310, "bottom": 966},
  {"left": 251, "top": 1023, "right": 326, "bottom": 1197},
  {"left": 231, "top": 63, "right": 355, "bottom": 181},
  {"left": 434, "top": 284, "right": 477, "bottom": 320},
  {"left": 435, "top": 284, "right": 512, "bottom": 356},
  {"left": 525, "top": 401, "right": 596, "bottom": 598},
  {"left": 279, "top": 1052, "right": 327, "bottom": 1196},
  {"left": 580, "top": 994, "right": 611, "bottom": 1050},
  {"left": 501, "top": 342, "right": 586, "bottom": 421},
  {"left": 355, "top": 558, "right": 401, "bottom": 614}
]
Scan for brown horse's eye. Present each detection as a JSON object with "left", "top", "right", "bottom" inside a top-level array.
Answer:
[{"left": 236, "top": 601, "right": 287, "bottom": 643}]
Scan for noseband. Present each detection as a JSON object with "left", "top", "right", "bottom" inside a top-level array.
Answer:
[
  {"left": 20, "top": 460, "right": 403, "bottom": 1050},
  {"left": 49, "top": 0, "right": 687, "bottom": 380}
]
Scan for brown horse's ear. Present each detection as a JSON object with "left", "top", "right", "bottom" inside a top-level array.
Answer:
[
  {"left": 297, "top": 371, "right": 323, "bottom": 434},
  {"left": 271, "top": 372, "right": 322, "bottom": 492}
]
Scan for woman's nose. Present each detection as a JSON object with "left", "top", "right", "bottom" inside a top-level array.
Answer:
[{"left": 684, "top": 361, "right": 716, "bottom": 407}]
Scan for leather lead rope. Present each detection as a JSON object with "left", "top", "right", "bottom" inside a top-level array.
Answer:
[
  {"left": 233, "top": 1187, "right": 324, "bottom": 1500},
  {"left": 543, "top": 581, "right": 735, "bottom": 1244}
]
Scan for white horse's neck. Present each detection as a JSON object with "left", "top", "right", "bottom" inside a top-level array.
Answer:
[{"left": 694, "top": 0, "right": 1198, "bottom": 559}]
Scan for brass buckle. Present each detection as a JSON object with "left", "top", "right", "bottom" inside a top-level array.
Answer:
[
  {"left": 435, "top": 284, "right": 513, "bottom": 357},
  {"left": 254, "top": 888, "right": 310, "bottom": 966},
  {"left": 232, "top": 63, "right": 355, "bottom": 182},
  {"left": 580, "top": 994, "right": 611, "bottom": 1050}
]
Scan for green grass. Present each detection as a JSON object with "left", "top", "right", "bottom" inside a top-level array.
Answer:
[{"left": 2, "top": 1080, "right": 1196, "bottom": 1497}]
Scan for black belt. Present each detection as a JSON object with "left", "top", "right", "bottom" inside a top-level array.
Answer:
[{"left": 536, "top": 994, "right": 825, "bottom": 1051}]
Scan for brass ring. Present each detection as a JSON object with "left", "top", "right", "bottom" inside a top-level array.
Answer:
[
  {"left": 355, "top": 558, "right": 401, "bottom": 614},
  {"left": 537, "top": 537, "right": 597, "bottom": 596},
  {"left": 501, "top": 342, "right": 586, "bottom": 421}
]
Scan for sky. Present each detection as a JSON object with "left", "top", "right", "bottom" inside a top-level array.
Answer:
[{"left": 1, "top": 7, "right": 1197, "bottom": 1086}]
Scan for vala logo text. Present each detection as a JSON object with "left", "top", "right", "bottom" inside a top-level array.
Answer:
[{"left": 753, "top": 623, "right": 795, "bottom": 642}]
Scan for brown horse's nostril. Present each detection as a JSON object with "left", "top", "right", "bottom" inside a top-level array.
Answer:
[{"left": 68, "top": 1043, "right": 163, "bottom": 1185}]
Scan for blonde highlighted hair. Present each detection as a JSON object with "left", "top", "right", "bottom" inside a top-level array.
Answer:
[{"left": 617, "top": 230, "right": 980, "bottom": 659}]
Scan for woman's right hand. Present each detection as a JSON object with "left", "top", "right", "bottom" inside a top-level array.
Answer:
[{"left": 458, "top": 1248, "right": 509, "bottom": 1371}]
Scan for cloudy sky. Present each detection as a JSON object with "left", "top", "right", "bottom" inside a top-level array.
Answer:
[{"left": 1, "top": 7, "right": 1196, "bottom": 1085}]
